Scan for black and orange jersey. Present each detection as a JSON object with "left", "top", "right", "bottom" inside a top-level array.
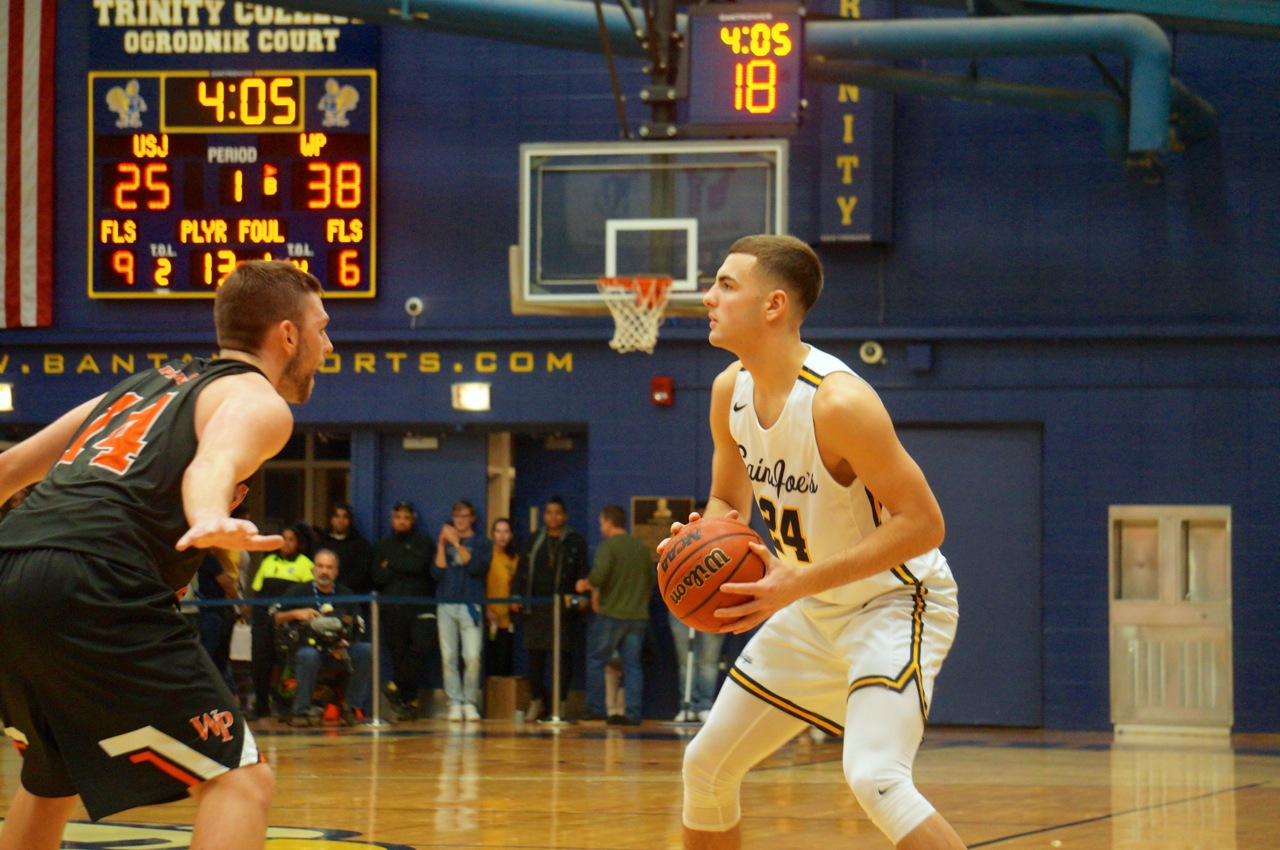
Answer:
[{"left": 0, "top": 357, "right": 264, "bottom": 590}]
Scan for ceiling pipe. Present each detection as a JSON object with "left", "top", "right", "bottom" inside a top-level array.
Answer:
[
  {"left": 808, "top": 60, "right": 1129, "bottom": 161},
  {"left": 806, "top": 14, "right": 1171, "bottom": 157},
  {"left": 269, "top": 1, "right": 1174, "bottom": 161}
]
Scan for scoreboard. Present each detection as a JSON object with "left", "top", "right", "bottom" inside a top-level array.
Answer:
[
  {"left": 685, "top": 4, "right": 804, "bottom": 134},
  {"left": 88, "top": 69, "right": 376, "bottom": 298}
]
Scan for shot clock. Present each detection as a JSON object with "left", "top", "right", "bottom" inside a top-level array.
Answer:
[
  {"left": 685, "top": 4, "right": 804, "bottom": 134},
  {"left": 88, "top": 69, "right": 376, "bottom": 298}
]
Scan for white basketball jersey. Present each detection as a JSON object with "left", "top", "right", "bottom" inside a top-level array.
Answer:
[{"left": 730, "top": 346, "right": 948, "bottom": 607}]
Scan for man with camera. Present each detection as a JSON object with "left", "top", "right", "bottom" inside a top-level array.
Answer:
[{"left": 273, "top": 548, "right": 372, "bottom": 726}]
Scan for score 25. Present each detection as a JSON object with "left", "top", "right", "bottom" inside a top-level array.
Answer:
[{"left": 113, "top": 163, "right": 171, "bottom": 211}]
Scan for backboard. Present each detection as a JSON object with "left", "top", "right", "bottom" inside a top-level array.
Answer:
[{"left": 511, "top": 140, "right": 789, "bottom": 316}]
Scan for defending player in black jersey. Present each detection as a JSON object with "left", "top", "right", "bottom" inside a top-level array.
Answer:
[{"left": 0, "top": 260, "right": 331, "bottom": 850}]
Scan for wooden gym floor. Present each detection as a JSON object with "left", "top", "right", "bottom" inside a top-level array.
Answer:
[{"left": 1, "top": 721, "right": 1276, "bottom": 849}]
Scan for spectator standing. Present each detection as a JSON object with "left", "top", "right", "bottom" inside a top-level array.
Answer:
[
  {"left": 319, "top": 502, "right": 373, "bottom": 596},
  {"left": 433, "top": 500, "right": 491, "bottom": 721},
  {"left": 249, "top": 524, "right": 314, "bottom": 719},
  {"left": 577, "top": 505, "right": 655, "bottom": 726},
  {"left": 372, "top": 500, "right": 436, "bottom": 719},
  {"left": 669, "top": 617, "right": 727, "bottom": 723},
  {"left": 484, "top": 518, "right": 519, "bottom": 676},
  {"left": 273, "top": 548, "right": 372, "bottom": 726},
  {"left": 513, "top": 496, "right": 588, "bottom": 721}
]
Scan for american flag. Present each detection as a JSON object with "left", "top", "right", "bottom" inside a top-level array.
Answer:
[{"left": 1, "top": 0, "right": 54, "bottom": 328}]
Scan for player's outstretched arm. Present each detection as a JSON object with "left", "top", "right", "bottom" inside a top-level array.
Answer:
[
  {"left": 176, "top": 373, "right": 294, "bottom": 552},
  {"left": 0, "top": 395, "right": 104, "bottom": 504}
]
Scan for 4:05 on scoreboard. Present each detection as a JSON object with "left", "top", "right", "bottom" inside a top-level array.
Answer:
[{"left": 88, "top": 69, "right": 376, "bottom": 298}]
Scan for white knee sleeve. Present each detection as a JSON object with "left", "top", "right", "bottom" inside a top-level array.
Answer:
[
  {"left": 842, "top": 687, "right": 936, "bottom": 844},
  {"left": 682, "top": 680, "right": 807, "bottom": 832}
]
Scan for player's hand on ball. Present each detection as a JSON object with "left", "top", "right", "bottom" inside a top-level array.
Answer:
[
  {"left": 176, "top": 518, "right": 284, "bottom": 552},
  {"left": 656, "top": 509, "right": 740, "bottom": 557},
  {"left": 714, "top": 541, "right": 805, "bottom": 634},
  {"left": 656, "top": 511, "right": 699, "bottom": 558}
]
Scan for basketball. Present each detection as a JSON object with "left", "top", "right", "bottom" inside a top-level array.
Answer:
[{"left": 657, "top": 516, "right": 767, "bottom": 633}]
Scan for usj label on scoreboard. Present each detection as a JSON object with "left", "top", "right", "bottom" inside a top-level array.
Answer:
[{"left": 89, "top": 1, "right": 380, "bottom": 69}]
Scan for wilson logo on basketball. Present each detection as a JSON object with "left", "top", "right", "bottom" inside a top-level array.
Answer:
[
  {"left": 658, "top": 526, "right": 703, "bottom": 576},
  {"left": 667, "top": 547, "right": 731, "bottom": 606},
  {"left": 189, "top": 710, "right": 235, "bottom": 743}
]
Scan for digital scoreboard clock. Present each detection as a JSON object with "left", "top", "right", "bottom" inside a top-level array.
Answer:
[
  {"left": 88, "top": 69, "right": 376, "bottom": 298},
  {"left": 685, "top": 4, "right": 804, "bottom": 134}
]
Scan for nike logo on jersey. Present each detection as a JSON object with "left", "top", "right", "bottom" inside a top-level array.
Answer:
[{"left": 732, "top": 402, "right": 747, "bottom": 412}]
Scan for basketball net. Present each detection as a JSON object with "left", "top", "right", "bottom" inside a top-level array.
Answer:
[{"left": 596, "top": 276, "right": 673, "bottom": 354}]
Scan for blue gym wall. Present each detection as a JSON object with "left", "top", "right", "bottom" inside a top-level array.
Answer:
[{"left": 2, "top": 0, "right": 1277, "bottom": 731}]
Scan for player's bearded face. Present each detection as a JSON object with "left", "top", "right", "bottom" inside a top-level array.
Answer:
[
  {"left": 280, "top": 341, "right": 316, "bottom": 403},
  {"left": 280, "top": 298, "right": 331, "bottom": 404}
]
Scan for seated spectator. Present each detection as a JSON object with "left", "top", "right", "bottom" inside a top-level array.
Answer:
[
  {"left": 273, "top": 548, "right": 372, "bottom": 726},
  {"left": 248, "top": 522, "right": 315, "bottom": 720}
]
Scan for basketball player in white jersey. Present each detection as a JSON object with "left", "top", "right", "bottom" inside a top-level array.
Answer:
[{"left": 661, "top": 235, "right": 966, "bottom": 849}]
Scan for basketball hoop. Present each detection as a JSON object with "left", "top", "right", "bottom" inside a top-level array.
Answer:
[{"left": 596, "top": 276, "right": 673, "bottom": 354}]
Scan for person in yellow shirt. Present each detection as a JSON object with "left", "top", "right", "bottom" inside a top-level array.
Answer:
[
  {"left": 484, "top": 518, "right": 520, "bottom": 676},
  {"left": 249, "top": 523, "right": 314, "bottom": 720}
]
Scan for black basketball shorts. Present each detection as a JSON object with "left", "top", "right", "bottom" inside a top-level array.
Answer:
[{"left": 0, "top": 549, "right": 261, "bottom": 820}]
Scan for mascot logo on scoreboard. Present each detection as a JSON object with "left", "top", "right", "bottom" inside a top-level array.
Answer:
[
  {"left": 319, "top": 77, "right": 360, "bottom": 127},
  {"left": 106, "top": 79, "right": 148, "bottom": 128}
]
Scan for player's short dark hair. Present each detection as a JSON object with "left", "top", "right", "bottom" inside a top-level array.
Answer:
[
  {"left": 727, "top": 234, "right": 823, "bottom": 315},
  {"left": 214, "top": 260, "right": 323, "bottom": 352},
  {"left": 599, "top": 504, "right": 626, "bottom": 529}
]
